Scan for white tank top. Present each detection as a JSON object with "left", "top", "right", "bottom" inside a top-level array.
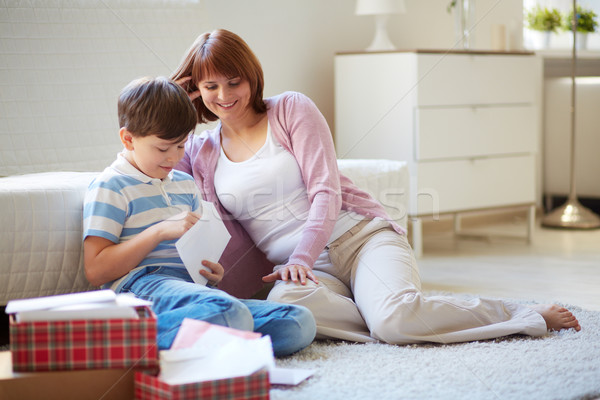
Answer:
[{"left": 214, "top": 124, "right": 363, "bottom": 265}]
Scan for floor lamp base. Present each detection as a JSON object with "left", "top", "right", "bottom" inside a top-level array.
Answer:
[{"left": 542, "top": 198, "right": 600, "bottom": 229}]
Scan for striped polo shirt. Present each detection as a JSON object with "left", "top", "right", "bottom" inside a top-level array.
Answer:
[{"left": 83, "top": 152, "right": 201, "bottom": 290}]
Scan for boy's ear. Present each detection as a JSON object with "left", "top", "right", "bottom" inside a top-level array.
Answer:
[{"left": 120, "top": 128, "right": 135, "bottom": 151}]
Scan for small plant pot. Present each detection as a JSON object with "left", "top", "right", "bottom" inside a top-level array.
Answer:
[
  {"left": 529, "top": 30, "right": 552, "bottom": 49},
  {"left": 575, "top": 32, "right": 589, "bottom": 50}
]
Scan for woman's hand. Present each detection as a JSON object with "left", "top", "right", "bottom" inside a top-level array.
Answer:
[
  {"left": 262, "top": 264, "right": 319, "bottom": 286},
  {"left": 199, "top": 260, "right": 224, "bottom": 287},
  {"left": 175, "top": 76, "right": 201, "bottom": 101}
]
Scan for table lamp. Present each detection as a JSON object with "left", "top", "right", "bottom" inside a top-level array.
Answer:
[{"left": 355, "top": 0, "right": 406, "bottom": 51}]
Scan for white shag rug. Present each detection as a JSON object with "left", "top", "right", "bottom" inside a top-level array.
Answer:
[{"left": 272, "top": 297, "right": 600, "bottom": 400}]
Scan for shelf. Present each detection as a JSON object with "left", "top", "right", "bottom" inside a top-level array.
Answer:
[
  {"left": 535, "top": 49, "right": 600, "bottom": 59},
  {"left": 538, "top": 50, "right": 600, "bottom": 77}
]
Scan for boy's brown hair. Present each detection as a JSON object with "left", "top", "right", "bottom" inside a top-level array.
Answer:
[
  {"left": 118, "top": 76, "right": 198, "bottom": 141},
  {"left": 171, "top": 29, "right": 267, "bottom": 124}
]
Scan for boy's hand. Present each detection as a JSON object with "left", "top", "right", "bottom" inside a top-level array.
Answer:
[
  {"left": 199, "top": 260, "right": 224, "bottom": 287},
  {"left": 175, "top": 76, "right": 201, "bottom": 101},
  {"left": 155, "top": 211, "right": 201, "bottom": 241},
  {"left": 262, "top": 264, "right": 319, "bottom": 286}
]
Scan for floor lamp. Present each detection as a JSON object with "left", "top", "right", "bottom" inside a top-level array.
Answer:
[{"left": 542, "top": 0, "right": 600, "bottom": 229}]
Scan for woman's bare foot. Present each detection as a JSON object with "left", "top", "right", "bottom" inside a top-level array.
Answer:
[{"left": 530, "top": 304, "right": 581, "bottom": 332}]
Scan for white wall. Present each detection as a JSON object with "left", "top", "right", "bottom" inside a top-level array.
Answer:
[{"left": 0, "top": 0, "right": 207, "bottom": 175}]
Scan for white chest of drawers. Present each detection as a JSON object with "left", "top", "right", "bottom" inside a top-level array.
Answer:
[{"left": 334, "top": 50, "right": 543, "bottom": 256}]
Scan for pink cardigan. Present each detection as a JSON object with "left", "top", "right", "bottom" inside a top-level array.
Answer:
[{"left": 176, "top": 91, "right": 405, "bottom": 298}]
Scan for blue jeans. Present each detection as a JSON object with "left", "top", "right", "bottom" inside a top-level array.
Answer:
[{"left": 119, "top": 267, "right": 316, "bottom": 357}]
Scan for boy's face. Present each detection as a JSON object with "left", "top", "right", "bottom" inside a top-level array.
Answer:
[{"left": 120, "top": 129, "right": 187, "bottom": 180}]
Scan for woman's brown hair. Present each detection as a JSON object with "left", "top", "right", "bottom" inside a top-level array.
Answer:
[{"left": 171, "top": 29, "right": 267, "bottom": 123}]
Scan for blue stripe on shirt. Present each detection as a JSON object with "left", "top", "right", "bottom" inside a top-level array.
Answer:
[
  {"left": 138, "top": 257, "right": 183, "bottom": 267},
  {"left": 84, "top": 228, "right": 120, "bottom": 244},
  {"left": 83, "top": 201, "right": 126, "bottom": 224},
  {"left": 128, "top": 195, "right": 170, "bottom": 215}
]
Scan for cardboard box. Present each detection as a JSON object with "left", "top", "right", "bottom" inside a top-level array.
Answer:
[
  {"left": 9, "top": 306, "right": 158, "bottom": 372},
  {"left": 0, "top": 351, "right": 134, "bottom": 400},
  {"left": 134, "top": 369, "right": 270, "bottom": 400}
]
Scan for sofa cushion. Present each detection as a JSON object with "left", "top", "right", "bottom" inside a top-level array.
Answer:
[
  {"left": 337, "top": 159, "right": 408, "bottom": 230},
  {"left": 0, "top": 172, "right": 98, "bottom": 304}
]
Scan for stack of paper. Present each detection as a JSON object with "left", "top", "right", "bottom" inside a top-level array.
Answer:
[
  {"left": 160, "top": 319, "right": 313, "bottom": 386},
  {"left": 5, "top": 290, "right": 151, "bottom": 322}
]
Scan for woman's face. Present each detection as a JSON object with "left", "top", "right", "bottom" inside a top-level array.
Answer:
[{"left": 197, "top": 74, "right": 253, "bottom": 123}]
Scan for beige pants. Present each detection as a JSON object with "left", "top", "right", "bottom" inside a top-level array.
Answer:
[{"left": 267, "top": 218, "right": 546, "bottom": 344}]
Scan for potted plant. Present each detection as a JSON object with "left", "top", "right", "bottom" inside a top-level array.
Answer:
[
  {"left": 563, "top": 5, "right": 598, "bottom": 49},
  {"left": 525, "top": 5, "right": 562, "bottom": 49}
]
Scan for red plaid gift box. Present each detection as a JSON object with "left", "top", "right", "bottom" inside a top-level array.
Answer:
[
  {"left": 10, "top": 306, "right": 158, "bottom": 372},
  {"left": 134, "top": 369, "right": 270, "bottom": 400}
]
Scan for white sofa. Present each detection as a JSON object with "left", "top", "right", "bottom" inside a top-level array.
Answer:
[{"left": 0, "top": 160, "right": 408, "bottom": 305}]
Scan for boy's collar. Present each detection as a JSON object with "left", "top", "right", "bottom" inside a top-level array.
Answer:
[{"left": 111, "top": 151, "right": 173, "bottom": 184}]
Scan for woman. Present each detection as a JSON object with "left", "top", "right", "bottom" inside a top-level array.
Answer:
[{"left": 172, "top": 29, "right": 580, "bottom": 344}]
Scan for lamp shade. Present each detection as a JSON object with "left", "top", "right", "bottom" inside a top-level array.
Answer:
[{"left": 355, "top": 0, "right": 406, "bottom": 16}]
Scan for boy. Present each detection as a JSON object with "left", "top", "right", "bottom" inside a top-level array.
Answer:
[{"left": 83, "top": 77, "right": 315, "bottom": 355}]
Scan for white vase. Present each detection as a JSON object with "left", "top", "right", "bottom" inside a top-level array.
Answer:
[
  {"left": 529, "top": 30, "right": 551, "bottom": 49},
  {"left": 575, "top": 32, "right": 588, "bottom": 50},
  {"left": 454, "top": 0, "right": 475, "bottom": 49}
]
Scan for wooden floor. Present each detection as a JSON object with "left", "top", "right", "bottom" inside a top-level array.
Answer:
[{"left": 417, "top": 215, "right": 600, "bottom": 311}]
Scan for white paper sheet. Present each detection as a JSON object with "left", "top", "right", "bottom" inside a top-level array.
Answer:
[
  {"left": 5, "top": 289, "right": 117, "bottom": 313},
  {"left": 15, "top": 303, "right": 140, "bottom": 322},
  {"left": 6, "top": 291, "right": 152, "bottom": 322},
  {"left": 159, "top": 335, "right": 274, "bottom": 385},
  {"left": 176, "top": 201, "right": 231, "bottom": 286},
  {"left": 269, "top": 367, "right": 314, "bottom": 386},
  {"left": 160, "top": 319, "right": 313, "bottom": 386}
]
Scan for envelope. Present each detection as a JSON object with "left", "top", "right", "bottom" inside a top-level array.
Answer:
[{"left": 176, "top": 201, "right": 231, "bottom": 286}]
